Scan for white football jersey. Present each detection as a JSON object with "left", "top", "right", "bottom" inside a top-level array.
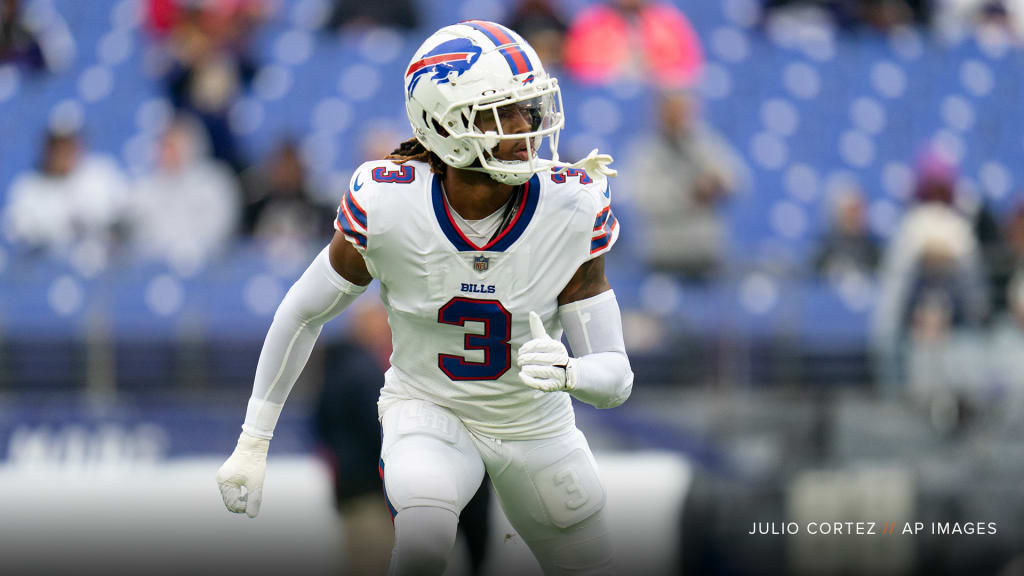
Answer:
[{"left": 335, "top": 159, "right": 619, "bottom": 439}]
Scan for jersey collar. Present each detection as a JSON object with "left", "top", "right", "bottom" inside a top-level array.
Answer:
[{"left": 431, "top": 173, "right": 539, "bottom": 252}]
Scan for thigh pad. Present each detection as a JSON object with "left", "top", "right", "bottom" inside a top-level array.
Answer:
[
  {"left": 529, "top": 447, "right": 606, "bottom": 529},
  {"left": 393, "top": 399, "right": 460, "bottom": 445},
  {"left": 380, "top": 400, "right": 484, "bottom": 514}
]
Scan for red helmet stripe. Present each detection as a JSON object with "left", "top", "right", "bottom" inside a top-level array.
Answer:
[
  {"left": 406, "top": 53, "right": 475, "bottom": 77},
  {"left": 504, "top": 44, "right": 533, "bottom": 74},
  {"left": 464, "top": 20, "right": 515, "bottom": 45},
  {"left": 461, "top": 20, "right": 534, "bottom": 76}
]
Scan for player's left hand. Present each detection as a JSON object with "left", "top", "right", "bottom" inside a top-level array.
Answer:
[
  {"left": 572, "top": 148, "right": 617, "bottom": 178},
  {"left": 518, "top": 311, "right": 578, "bottom": 393}
]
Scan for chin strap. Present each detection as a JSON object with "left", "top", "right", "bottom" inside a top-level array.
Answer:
[{"left": 569, "top": 148, "right": 617, "bottom": 178}]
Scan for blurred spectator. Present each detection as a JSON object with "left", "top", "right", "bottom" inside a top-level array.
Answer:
[
  {"left": 989, "top": 271, "right": 1024, "bottom": 420},
  {"left": 0, "top": 0, "right": 43, "bottom": 70},
  {"left": 241, "top": 139, "right": 335, "bottom": 244},
  {"left": 3, "top": 128, "right": 129, "bottom": 271},
  {"left": 158, "top": 1, "right": 261, "bottom": 171},
  {"left": 958, "top": 190, "right": 1005, "bottom": 316},
  {"left": 762, "top": 0, "right": 932, "bottom": 31},
  {"left": 761, "top": 0, "right": 851, "bottom": 28},
  {"left": 507, "top": 0, "right": 569, "bottom": 70},
  {"left": 901, "top": 245, "right": 986, "bottom": 334},
  {"left": 1005, "top": 203, "right": 1024, "bottom": 263},
  {"left": 904, "top": 290, "right": 988, "bottom": 434},
  {"left": 873, "top": 149, "right": 988, "bottom": 389},
  {"left": 130, "top": 115, "right": 241, "bottom": 272},
  {"left": 146, "top": 0, "right": 190, "bottom": 37},
  {"left": 0, "top": 0, "right": 72, "bottom": 72},
  {"left": 857, "top": 0, "right": 932, "bottom": 29},
  {"left": 625, "top": 89, "right": 745, "bottom": 281},
  {"left": 814, "top": 187, "right": 881, "bottom": 280},
  {"left": 1004, "top": 203, "right": 1024, "bottom": 271},
  {"left": 563, "top": 0, "right": 703, "bottom": 87},
  {"left": 323, "top": 0, "right": 419, "bottom": 32},
  {"left": 985, "top": 203, "right": 1024, "bottom": 314},
  {"left": 314, "top": 302, "right": 394, "bottom": 576},
  {"left": 935, "top": 0, "right": 1024, "bottom": 41}
]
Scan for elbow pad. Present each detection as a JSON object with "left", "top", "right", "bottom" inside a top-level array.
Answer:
[{"left": 559, "top": 290, "right": 634, "bottom": 409}]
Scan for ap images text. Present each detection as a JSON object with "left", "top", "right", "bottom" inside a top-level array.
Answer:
[{"left": 750, "top": 522, "right": 998, "bottom": 536}]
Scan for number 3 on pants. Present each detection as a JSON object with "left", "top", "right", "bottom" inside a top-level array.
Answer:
[
  {"left": 554, "top": 467, "right": 590, "bottom": 510},
  {"left": 532, "top": 448, "right": 606, "bottom": 528}
]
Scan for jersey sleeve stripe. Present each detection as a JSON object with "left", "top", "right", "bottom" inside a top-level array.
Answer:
[
  {"left": 593, "top": 206, "right": 611, "bottom": 231},
  {"left": 589, "top": 214, "right": 618, "bottom": 255},
  {"left": 345, "top": 191, "right": 368, "bottom": 228},
  {"left": 336, "top": 223, "right": 367, "bottom": 248},
  {"left": 339, "top": 194, "right": 368, "bottom": 235},
  {"left": 335, "top": 206, "right": 368, "bottom": 248},
  {"left": 592, "top": 209, "right": 615, "bottom": 239}
]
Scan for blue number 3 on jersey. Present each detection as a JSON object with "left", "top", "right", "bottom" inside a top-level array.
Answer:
[{"left": 437, "top": 297, "right": 511, "bottom": 380}]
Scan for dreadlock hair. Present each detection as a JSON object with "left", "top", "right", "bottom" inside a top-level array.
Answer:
[{"left": 386, "top": 138, "right": 448, "bottom": 175}]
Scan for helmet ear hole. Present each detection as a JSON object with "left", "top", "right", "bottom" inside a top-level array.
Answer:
[{"left": 431, "top": 117, "right": 450, "bottom": 138}]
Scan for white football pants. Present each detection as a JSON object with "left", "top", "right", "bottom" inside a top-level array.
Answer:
[{"left": 379, "top": 398, "right": 614, "bottom": 576}]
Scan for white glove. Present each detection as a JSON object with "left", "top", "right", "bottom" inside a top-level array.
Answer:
[
  {"left": 517, "top": 311, "right": 579, "bottom": 392},
  {"left": 571, "top": 148, "right": 617, "bottom": 178},
  {"left": 215, "top": 431, "right": 269, "bottom": 518}
]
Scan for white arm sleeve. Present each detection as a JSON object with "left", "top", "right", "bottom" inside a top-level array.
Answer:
[
  {"left": 558, "top": 290, "right": 634, "bottom": 409},
  {"left": 242, "top": 246, "right": 367, "bottom": 438}
]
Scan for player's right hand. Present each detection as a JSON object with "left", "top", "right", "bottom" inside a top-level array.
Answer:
[{"left": 215, "top": 431, "right": 270, "bottom": 518}]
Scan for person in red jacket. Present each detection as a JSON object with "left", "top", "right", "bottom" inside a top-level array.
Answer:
[{"left": 563, "top": 0, "right": 703, "bottom": 87}]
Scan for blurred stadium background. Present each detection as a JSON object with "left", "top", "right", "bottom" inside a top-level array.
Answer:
[{"left": 1, "top": 0, "right": 1023, "bottom": 575}]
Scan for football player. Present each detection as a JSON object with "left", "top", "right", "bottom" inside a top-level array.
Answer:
[{"left": 217, "top": 20, "right": 633, "bottom": 575}]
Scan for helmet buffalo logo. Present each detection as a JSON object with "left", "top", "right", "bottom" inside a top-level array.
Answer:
[{"left": 406, "top": 38, "right": 483, "bottom": 96}]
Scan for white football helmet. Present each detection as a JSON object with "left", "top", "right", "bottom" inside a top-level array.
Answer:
[{"left": 404, "top": 20, "right": 566, "bottom": 185}]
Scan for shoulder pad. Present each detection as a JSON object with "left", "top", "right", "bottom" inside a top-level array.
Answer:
[
  {"left": 335, "top": 160, "right": 429, "bottom": 252},
  {"left": 547, "top": 167, "right": 617, "bottom": 259},
  {"left": 587, "top": 176, "right": 617, "bottom": 259},
  {"left": 549, "top": 167, "right": 610, "bottom": 206},
  {"left": 350, "top": 159, "right": 425, "bottom": 194}
]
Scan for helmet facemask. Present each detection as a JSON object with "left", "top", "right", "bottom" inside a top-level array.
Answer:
[{"left": 458, "top": 78, "right": 565, "bottom": 185}]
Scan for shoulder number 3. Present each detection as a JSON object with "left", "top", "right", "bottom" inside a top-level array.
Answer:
[{"left": 372, "top": 165, "right": 415, "bottom": 183}]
